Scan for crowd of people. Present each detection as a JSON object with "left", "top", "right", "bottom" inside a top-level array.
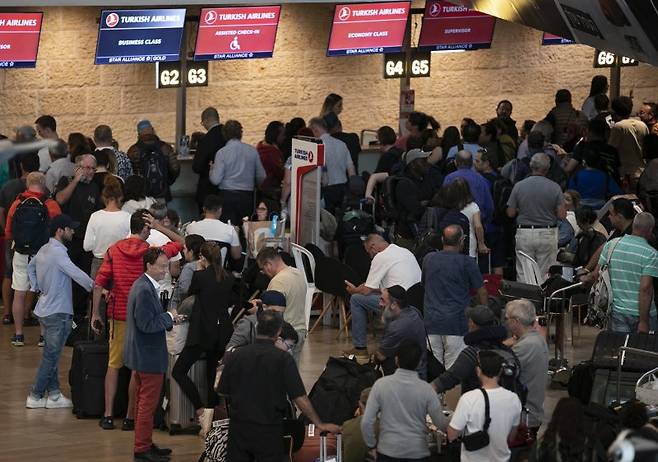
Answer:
[{"left": 1, "top": 79, "right": 658, "bottom": 461}]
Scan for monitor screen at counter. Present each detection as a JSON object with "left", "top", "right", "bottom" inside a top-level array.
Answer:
[
  {"left": 418, "top": 0, "right": 495, "bottom": 51},
  {"left": 327, "top": 1, "right": 410, "bottom": 57},
  {"left": 95, "top": 9, "right": 186, "bottom": 65},
  {"left": 195, "top": 6, "right": 281, "bottom": 61},
  {"left": 0, "top": 12, "right": 43, "bottom": 68}
]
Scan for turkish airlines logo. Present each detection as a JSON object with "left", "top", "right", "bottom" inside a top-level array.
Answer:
[
  {"left": 338, "top": 6, "right": 351, "bottom": 21},
  {"left": 308, "top": 151, "right": 314, "bottom": 163},
  {"left": 429, "top": 2, "right": 442, "bottom": 17},
  {"left": 106, "top": 12, "right": 119, "bottom": 28},
  {"left": 204, "top": 10, "right": 217, "bottom": 25}
]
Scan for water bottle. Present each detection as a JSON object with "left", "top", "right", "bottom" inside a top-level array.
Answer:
[{"left": 271, "top": 214, "right": 278, "bottom": 236}]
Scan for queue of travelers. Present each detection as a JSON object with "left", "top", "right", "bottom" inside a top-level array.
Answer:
[{"left": 1, "top": 79, "right": 658, "bottom": 461}]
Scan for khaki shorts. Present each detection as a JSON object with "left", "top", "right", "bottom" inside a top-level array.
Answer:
[
  {"left": 11, "top": 252, "right": 30, "bottom": 291},
  {"left": 108, "top": 320, "right": 126, "bottom": 369}
]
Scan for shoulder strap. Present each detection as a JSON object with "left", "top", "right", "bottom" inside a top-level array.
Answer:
[
  {"left": 603, "top": 236, "right": 623, "bottom": 270},
  {"left": 480, "top": 388, "right": 491, "bottom": 431}
]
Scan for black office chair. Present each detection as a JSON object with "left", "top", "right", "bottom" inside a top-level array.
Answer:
[{"left": 309, "top": 256, "right": 359, "bottom": 337}]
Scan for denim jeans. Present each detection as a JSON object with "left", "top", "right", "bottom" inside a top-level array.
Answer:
[
  {"left": 31, "top": 312, "right": 73, "bottom": 398},
  {"left": 350, "top": 293, "right": 381, "bottom": 348},
  {"left": 608, "top": 310, "right": 658, "bottom": 333}
]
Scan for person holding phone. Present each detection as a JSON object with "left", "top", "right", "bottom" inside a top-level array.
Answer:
[{"left": 124, "top": 248, "right": 186, "bottom": 462}]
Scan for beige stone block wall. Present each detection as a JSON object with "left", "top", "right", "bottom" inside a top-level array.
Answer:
[{"left": 0, "top": 5, "right": 657, "bottom": 150}]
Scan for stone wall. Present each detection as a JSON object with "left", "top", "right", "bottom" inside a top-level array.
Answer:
[{"left": 0, "top": 4, "right": 657, "bottom": 150}]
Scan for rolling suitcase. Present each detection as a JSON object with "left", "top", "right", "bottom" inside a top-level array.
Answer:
[
  {"left": 69, "top": 340, "right": 108, "bottom": 418},
  {"left": 293, "top": 426, "right": 341, "bottom": 462},
  {"left": 166, "top": 354, "right": 207, "bottom": 434}
]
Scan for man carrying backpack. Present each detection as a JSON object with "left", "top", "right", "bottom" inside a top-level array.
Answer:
[
  {"left": 431, "top": 305, "right": 521, "bottom": 399},
  {"left": 5, "top": 172, "right": 61, "bottom": 346},
  {"left": 127, "top": 120, "right": 180, "bottom": 203}
]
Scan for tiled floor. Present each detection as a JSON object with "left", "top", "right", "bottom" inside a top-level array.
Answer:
[{"left": 0, "top": 317, "right": 601, "bottom": 461}]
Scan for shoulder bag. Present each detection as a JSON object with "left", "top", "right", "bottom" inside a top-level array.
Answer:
[{"left": 461, "top": 388, "right": 491, "bottom": 451}]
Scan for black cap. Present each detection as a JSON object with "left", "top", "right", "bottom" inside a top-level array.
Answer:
[
  {"left": 465, "top": 305, "right": 497, "bottom": 327},
  {"left": 386, "top": 285, "right": 407, "bottom": 306},
  {"left": 49, "top": 214, "right": 79, "bottom": 235}
]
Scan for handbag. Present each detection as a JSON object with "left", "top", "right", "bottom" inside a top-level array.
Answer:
[
  {"left": 461, "top": 388, "right": 491, "bottom": 452},
  {"left": 587, "top": 236, "right": 622, "bottom": 328}
]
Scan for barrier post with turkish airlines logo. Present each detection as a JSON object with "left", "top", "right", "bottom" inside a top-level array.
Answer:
[{"left": 290, "top": 137, "right": 324, "bottom": 246}]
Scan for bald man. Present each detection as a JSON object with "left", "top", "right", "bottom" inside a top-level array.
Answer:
[
  {"left": 599, "top": 212, "right": 658, "bottom": 333},
  {"left": 443, "top": 150, "right": 494, "bottom": 224},
  {"left": 422, "top": 225, "right": 487, "bottom": 369},
  {"left": 344, "top": 234, "right": 421, "bottom": 362}
]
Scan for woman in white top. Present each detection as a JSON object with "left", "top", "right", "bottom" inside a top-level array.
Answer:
[
  {"left": 451, "top": 178, "right": 488, "bottom": 259},
  {"left": 83, "top": 175, "right": 131, "bottom": 277},
  {"left": 121, "top": 175, "right": 156, "bottom": 215}
]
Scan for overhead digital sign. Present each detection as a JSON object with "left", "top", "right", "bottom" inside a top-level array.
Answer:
[
  {"left": 0, "top": 13, "right": 43, "bottom": 68},
  {"left": 195, "top": 6, "right": 281, "bottom": 60},
  {"left": 95, "top": 9, "right": 186, "bottom": 65},
  {"left": 542, "top": 32, "right": 575, "bottom": 45},
  {"left": 418, "top": 0, "right": 495, "bottom": 51},
  {"left": 327, "top": 2, "right": 410, "bottom": 57}
]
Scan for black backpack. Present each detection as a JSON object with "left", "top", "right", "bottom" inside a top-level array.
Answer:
[
  {"left": 492, "top": 176, "right": 514, "bottom": 223},
  {"left": 12, "top": 196, "right": 49, "bottom": 255},
  {"left": 380, "top": 175, "right": 405, "bottom": 221},
  {"left": 488, "top": 346, "right": 528, "bottom": 406},
  {"left": 138, "top": 142, "right": 168, "bottom": 198}
]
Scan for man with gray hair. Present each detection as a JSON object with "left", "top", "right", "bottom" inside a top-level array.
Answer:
[
  {"left": 505, "top": 299, "right": 548, "bottom": 436},
  {"left": 45, "top": 139, "right": 74, "bottom": 192},
  {"left": 507, "top": 152, "right": 565, "bottom": 282},
  {"left": 598, "top": 212, "right": 658, "bottom": 333},
  {"left": 55, "top": 153, "right": 102, "bottom": 320},
  {"left": 444, "top": 149, "right": 494, "bottom": 224}
]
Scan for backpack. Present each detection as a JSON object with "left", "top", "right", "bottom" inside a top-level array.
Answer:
[
  {"left": 380, "top": 175, "right": 405, "bottom": 221},
  {"left": 492, "top": 177, "right": 514, "bottom": 223},
  {"left": 138, "top": 142, "right": 168, "bottom": 198},
  {"left": 12, "top": 196, "right": 50, "bottom": 255},
  {"left": 338, "top": 209, "right": 375, "bottom": 251},
  {"left": 488, "top": 346, "right": 528, "bottom": 406}
]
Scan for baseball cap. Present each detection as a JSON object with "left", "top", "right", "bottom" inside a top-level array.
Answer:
[
  {"left": 465, "top": 305, "right": 497, "bottom": 327},
  {"left": 261, "top": 290, "right": 286, "bottom": 307},
  {"left": 404, "top": 148, "right": 430, "bottom": 164},
  {"left": 136, "top": 120, "right": 153, "bottom": 134},
  {"left": 50, "top": 214, "right": 80, "bottom": 234}
]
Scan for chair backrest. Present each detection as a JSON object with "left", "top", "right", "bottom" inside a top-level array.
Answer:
[
  {"left": 406, "top": 282, "right": 424, "bottom": 314},
  {"left": 342, "top": 243, "right": 371, "bottom": 285},
  {"left": 517, "top": 250, "right": 545, "bottom": 285},
  {"left": 290, "top": 243, "right": 316, "bottom": 330},
  {"left": 207, "top": 240, "right": 232, "bottom": 269}
]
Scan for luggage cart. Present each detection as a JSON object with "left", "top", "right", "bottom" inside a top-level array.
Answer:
[
  {"left": 544, "top": 282, "right": 584, "bottom": 370},
  {"left": 616, "top": 346, "right": 658, "bottom": 405}
]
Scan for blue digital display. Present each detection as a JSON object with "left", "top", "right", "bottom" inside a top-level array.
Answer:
[{"left": 95, "top": 9, "right": 186, "bottom": 65}]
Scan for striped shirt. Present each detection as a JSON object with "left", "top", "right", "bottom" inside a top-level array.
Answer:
[{"left": 599, "top": 235, "right": 658, "bottom": 316}]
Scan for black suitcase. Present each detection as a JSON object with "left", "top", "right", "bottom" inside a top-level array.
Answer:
[
  {"left": 68, "top": 341, "right": 131, "bottom": 419},
  {"left": 69, "top": 341, "right": 108, "bottom": 418},
  {"left": 591, "top": 331, "right": 658, "bottom": 371}
]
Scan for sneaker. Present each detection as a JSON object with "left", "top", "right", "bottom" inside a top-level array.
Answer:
[
  {"left": 38, "top": 336, "right": 45, "bottom": 347},
  {"left": 150, "top": 444, "right": 172, "bottom": 456},
  {"left": 45, "top": 393, "right": 73, "bottom": 409},
  {"left": 2, "top": 314, "right": 12, "bottom": 325},
  {"left": 343, "top": 347, "right": 370, "bottom": 363},
  {"left": 11, "top": 334, "right": 24, "bottom": 347},
  {"left": 26, "top": 394, "right": 47, "bottom": 409},
  {"left": 121, "top": 418, "right": 135, "bottom": 431},
  {"left": 99, "top": 416, "right": 115, "bottom": 430}
]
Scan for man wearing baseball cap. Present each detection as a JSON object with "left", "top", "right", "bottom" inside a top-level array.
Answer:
[
  {"left": 126, "top": 120, "right": 180, "bottom": 202},
  {"left": 431, "top": 304, "right": 513, "bottom": 396},
  {"left": 25, "top": 214, "right": 94, "bottom": 409}
]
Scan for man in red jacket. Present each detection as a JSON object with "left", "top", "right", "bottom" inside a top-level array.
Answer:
[{"left": 92, "top": 209, "right": 183, "bottom": 431}]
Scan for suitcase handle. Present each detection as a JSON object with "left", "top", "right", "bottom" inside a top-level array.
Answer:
[{"left": 320, "top": 432, "right": 342, "bottom": 462}]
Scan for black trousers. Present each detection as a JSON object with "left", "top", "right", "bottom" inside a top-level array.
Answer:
[
  {"left": 171, "top": 344, "right": 220, "bottom": 410},
  {"left": 68, "top": 238, "right": 93, "bottom": 319},
  {"left": 219, "top": 190, "right": 254, "bottom": 226},
  {"left": 227, "top": 421, "right": 284, "bottom": 462}
]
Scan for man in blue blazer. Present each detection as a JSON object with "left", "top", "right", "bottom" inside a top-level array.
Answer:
[{"left": 124, "top": 248, "right": 184, "bottom": 462}]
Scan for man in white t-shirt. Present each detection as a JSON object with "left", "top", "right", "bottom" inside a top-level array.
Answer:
[
  {"left": 147, "top": 203, "right": 182, "bottom": 298},
  {"left": 448, "top": 350, "right": 521, "bottom": 462},
  {"left": 344, "top": 234, "right": 421, "bottom": 362},
  {"left": 185, "top": 194, "right": 241, "bottom": 263}
]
